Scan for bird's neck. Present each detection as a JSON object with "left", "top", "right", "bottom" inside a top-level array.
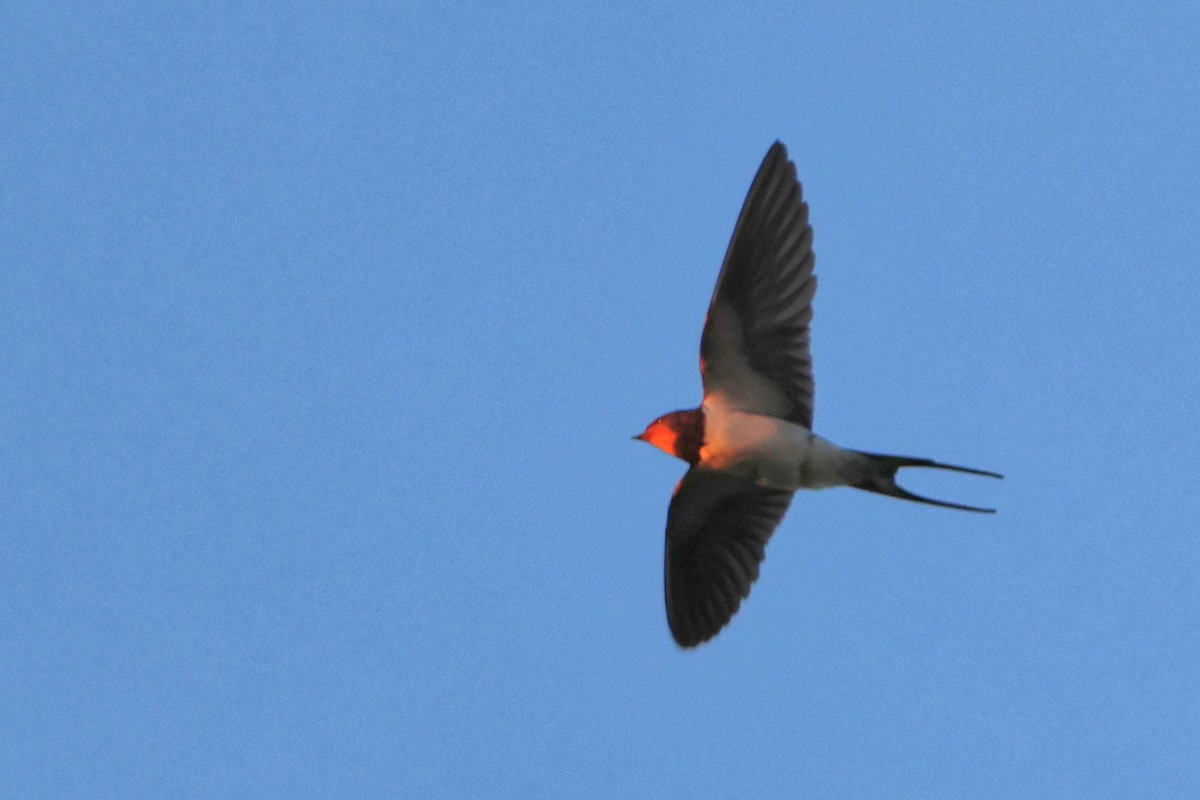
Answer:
[{"left": 673, "top": 408, "right": 705, "bottom": 465}]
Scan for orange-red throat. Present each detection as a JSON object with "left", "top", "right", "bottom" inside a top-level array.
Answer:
[
  {"left": 636, "top": 419, "right": 679, "bottom": 456},
  {"left": 634, "top": 409, "right": 704, "bottom": 464}
]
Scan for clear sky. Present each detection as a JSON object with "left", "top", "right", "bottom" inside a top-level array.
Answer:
[{"left": 3, "top": 2, "right": 1198, "bottom": 798}]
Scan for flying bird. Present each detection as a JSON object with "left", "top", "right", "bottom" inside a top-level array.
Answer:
[{"left": 635, "top": 141, "right": 1001, "bottom": 648}]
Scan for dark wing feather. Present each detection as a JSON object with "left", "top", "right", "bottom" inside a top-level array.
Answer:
[
  {"left": 664, "top": 469, "right": 794, "bottom": 648},
  {"left": 700, "top": 141, "right": 818, "bottom": 428}
]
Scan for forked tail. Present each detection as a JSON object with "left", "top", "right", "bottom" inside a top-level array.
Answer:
[{"left": 851, "top": 451, "right": 1003, "bottom": 513}]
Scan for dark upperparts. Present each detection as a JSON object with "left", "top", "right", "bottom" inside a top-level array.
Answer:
[{"left": 665, "top": 408, "right": 704, "bottom": 465}]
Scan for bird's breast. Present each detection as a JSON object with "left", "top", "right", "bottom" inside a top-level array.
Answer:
[{"left": 698, "top": 407, "right": 857, "bottom": 491}]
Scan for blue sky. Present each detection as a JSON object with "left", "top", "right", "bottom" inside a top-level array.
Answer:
[{"left": 3, "top": 2, "right": 1198, "bottom": 797}]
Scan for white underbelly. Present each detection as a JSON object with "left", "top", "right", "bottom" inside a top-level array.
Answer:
[{"left": 698, "top": 408, "right": 855, "bottom": 490}]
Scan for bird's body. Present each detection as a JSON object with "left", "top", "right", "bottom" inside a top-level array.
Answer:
[
  {"left": 699, "top": 405, "right": 854, "bottom": 490},
  {"left": 636, "top": 141, "right": 1001, "bottom": 648}
]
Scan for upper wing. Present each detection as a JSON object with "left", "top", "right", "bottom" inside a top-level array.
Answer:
[
  {"left": 700, "top": 141, "right": 818, "bottom": 429},
  {"left": 664, "top": 468, "right": 794, "bottom": 648}
]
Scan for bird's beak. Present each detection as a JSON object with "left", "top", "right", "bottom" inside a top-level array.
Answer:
[{"left": 632, "top": 433, "right": 645, "bottom": 441}]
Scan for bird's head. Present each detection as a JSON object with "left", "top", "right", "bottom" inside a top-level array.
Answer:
[{"left": 634, "top": 409, "right": 704, "bottom": 464}]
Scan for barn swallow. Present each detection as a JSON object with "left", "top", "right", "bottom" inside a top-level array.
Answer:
[{"left": 636, "top": 141, "right": 1002, "bottom": 648}]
